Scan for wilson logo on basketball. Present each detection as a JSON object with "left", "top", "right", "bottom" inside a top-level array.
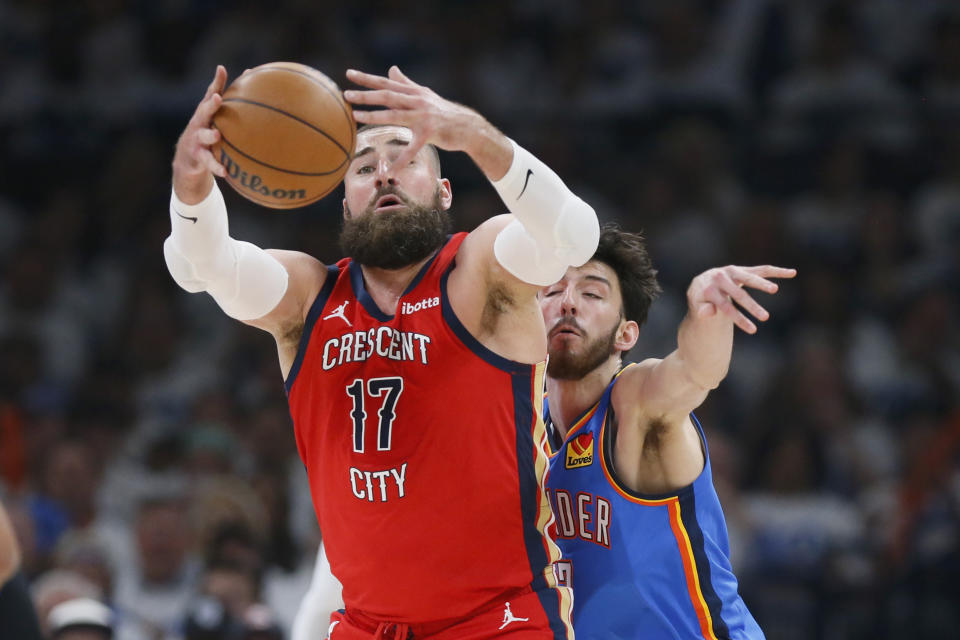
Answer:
[
  {"left": 218, "top": 148, "right": 308, "bottom": 202},
  {"left": 565, "top": 433, "right": 594, "bottom": 469}
]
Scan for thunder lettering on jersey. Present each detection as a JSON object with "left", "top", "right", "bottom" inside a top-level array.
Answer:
[
  {"left": 545, "top": 366, "right": 764, "bottom": 639},
  {"left": 286, "top": 234, "right": 570, "bottom": 628}
]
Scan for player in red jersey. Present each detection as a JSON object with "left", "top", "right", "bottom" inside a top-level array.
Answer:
[{"left": 164, "top": 65, "right": 599, "bottom": 639}]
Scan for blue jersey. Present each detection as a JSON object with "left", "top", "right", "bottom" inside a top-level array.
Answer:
[{"left": 544, "top": 367, "right": 763, "bottom": 639}]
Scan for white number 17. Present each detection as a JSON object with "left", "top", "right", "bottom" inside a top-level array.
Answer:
[{"left": 345, "top": 376, "right": 404, "bottom": 453}]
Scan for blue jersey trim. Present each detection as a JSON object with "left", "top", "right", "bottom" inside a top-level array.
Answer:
[
  {"left": 439, "top": 262, "right": 534, "bottom": 375},
  {"left": 284, "top": 265, "right": 341, "bottom": 394},
  {"left": 544, "top": 401, "right": 599, "bottom": 456},
  {"left": 347, "top": 239, "right": 448, "bottom": 322},
  {"left": 677, "top": 489, "right": 730, "bottom": 638},
  {"left": 689, "top": 411, "right": 710, "bottom": 459},
  {"left": 544, "top": 364, "right": 634, "bottom": 457}
]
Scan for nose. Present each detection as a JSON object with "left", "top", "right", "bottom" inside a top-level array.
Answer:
[
  {"left": 559, "top": 287, "right": 577, "bottom": 316},
  {"left": 375, "top": 157, "right": 397, "bottom": 187}
]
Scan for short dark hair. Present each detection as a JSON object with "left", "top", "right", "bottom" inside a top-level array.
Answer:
[
  {"left": 591, "top": 224, "right": 661, "bottom": 327},
  {"left": 356, "top": 123, "right": 441, "bottom": 174}
]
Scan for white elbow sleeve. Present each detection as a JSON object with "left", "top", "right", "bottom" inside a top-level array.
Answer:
[
  {"left": 165, "top": 183, "right": 288, "bottom": 321},
  {"left": 493, "top": 220, "right": 567, "bottom": 286},
  {"left": 491, "top": 139, "right": 600, "bottom": 285}
]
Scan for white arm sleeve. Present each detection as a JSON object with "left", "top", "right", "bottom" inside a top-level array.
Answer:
[
  {"left": 291, "top": 542, "right": 343, "bottom": 640},
  {"left": 164, "top": 182, "right": 288, "bottom": 321},
  {"left": 490, "top": 139, "right": 600, "bottom": 286}
]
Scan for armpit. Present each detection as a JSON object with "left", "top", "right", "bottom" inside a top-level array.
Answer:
[
  {"left": 642, "top": 417, "right": 668, "bottom": 457},
  {"left": 480, "top": 280, "right": 515, "bottom": 334},
  {"left": 278, "top": 320, "right": 305, "bottom": 350}
]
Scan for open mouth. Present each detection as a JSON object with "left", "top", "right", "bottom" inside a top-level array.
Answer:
[
  {"left": 374, "top": 194, "right": 406, "bottom": 213},
  {"left": 550, "top": 325, "right": 582, "bottom": 339}
]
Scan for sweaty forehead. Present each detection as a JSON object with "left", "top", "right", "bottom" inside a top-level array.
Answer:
[
  {"left": 354, "top": 126, "right": 413, "bottom": 152},
  {"left": 570, "top": 260, "right": 618, "bottom": 286}
]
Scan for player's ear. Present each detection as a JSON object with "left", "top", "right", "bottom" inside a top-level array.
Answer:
[
  {"left": 438, "top": 178, "right": 452, "bottom": 211},
  {"left": 342, "top": 198, "right": 350, "bottom": 220},
  {"left": 615, "top": 319, "right": 639, "bottom": 353}
]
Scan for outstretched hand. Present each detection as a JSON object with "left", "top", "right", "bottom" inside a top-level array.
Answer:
[
  {"left": 687, "top": 265, "right": 796, "bottom": 334},
  {"left": 172, "top": 65, "right": 228, "bottom": 203},
  {"left": 344, "top": 66, "right": 485, "bottom": 169}
]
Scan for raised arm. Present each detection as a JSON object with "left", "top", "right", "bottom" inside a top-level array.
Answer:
[
  {"left": 164, "top": 66, "right": 327, "bottom": 375},
  {"left": 612, "top": 265, "right": 796, "bottom": 493},
  {"left": 344, "top": 66, "right": 599, "bottom": 291}
]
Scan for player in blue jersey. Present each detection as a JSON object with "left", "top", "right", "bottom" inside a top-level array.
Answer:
[{"left": 540, "top": 225, "right": 794, "bottom": 639}]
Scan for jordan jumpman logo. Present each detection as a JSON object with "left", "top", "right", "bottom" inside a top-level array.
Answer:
[
  {"left": 499, "top": 601, "right": 530, "bottom": 630},
  {"left": 324, "top": 301, "right": 352, "bottom": 327}
]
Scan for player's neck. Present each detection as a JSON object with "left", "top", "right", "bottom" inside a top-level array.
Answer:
[
  {"left": 546, "top": 357, "right": 621, "bottom": 439},
  {"left": 359, "top": 253, "right": 435, "bottom": 315}
]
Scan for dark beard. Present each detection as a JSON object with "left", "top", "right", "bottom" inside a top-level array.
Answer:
[
  {"left": 546, "top": 321, "right": 619, "bottom": 380},
  {"left": 340, "top": 190, "right": 450, "bottom": 269}
]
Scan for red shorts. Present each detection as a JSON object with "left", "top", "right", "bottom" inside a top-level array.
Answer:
[{"left": 326, "top": 586, "right": 573, "bottom": 640}]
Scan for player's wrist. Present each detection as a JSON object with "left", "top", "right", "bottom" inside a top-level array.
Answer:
[
  {"left": 171, "top": 177, "right": 223, "bottom": 216},
  {"left": 464, "top": 121, "right": 512, "bottom": 181},
  {"left": 172, "top": 171, "right": 216, "bottom": 207}
]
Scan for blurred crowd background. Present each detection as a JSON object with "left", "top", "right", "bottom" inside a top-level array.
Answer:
[{"left": 1, "top": 0, "right": 958, "bottom": 638}]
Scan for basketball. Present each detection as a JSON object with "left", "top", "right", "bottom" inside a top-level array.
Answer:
[{"left": 211, "top": 62, "right": 356, "bottom": 209}]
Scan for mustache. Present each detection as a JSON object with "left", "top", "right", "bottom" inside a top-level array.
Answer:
[{"left": 549, "top": 317, "right": 584, "bottom": 337}]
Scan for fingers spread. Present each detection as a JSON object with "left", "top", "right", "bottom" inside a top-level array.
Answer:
[
  {"left": 388, "top": 65, "right": 417, "bottom": 86},
  {"left": 716, "top": 298, "right": 757, "bottom": 334},
  {"left": 391, "top": 136, "right": 426, "bottom": 170},
  {"left": 745, "top": 265, "right": 797, "bottom": 279},
  {"left": 691, "top": 264, "right": 795, "bottom": 333},
  {"left": 344, "top": 89, "right": 418, "bottom": 109},
  {"left": 727, "top": 285, "right": 769, "bottom": 322},
  {"left": 352, "top": 109, "right": 411, "bottom": 127},
  {"left": 731, "top": 268, "right": 780, "bottom": 294},
  {"left": 346, "top": 69, "right": 419, "bottom": 94},
  {"left": 713, "top": 270, "right": 769, "bottom": 322}
]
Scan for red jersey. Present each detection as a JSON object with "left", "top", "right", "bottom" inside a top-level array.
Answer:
[{"left": 285, "top": 233, "right": 564, "bottom": 623}]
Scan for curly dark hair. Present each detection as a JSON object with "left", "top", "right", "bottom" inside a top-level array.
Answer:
[{"left": 591, "top": 223, "right": 662, "bottom": 327}]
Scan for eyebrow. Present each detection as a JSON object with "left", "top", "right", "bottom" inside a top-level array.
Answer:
[
  {"left": 583, "top": 275, "right": 612, "bottom": 287},
  {"left": 353, "top": 138, "right": 410, "bottom": 160}
]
